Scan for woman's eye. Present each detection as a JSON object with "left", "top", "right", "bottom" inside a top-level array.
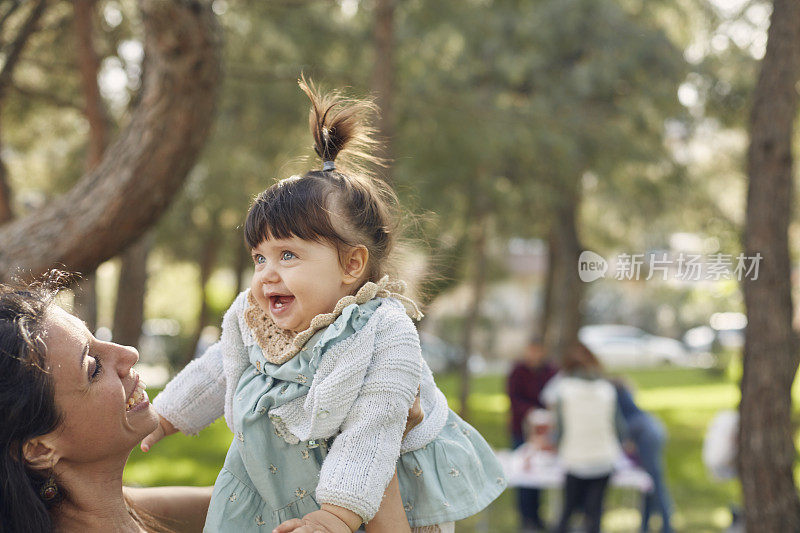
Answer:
[
  {"left": 281, "top": 251, "right": 296, "bottom": 261},
  {"left": 89, "top": 356, "right": 103, "bottom": 381}
]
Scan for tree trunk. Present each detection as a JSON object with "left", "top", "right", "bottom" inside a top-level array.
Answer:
[
  {"left": 459, "top": 204, "right": 489, "bottom": 421},
  {"left": 112, "top": 233, "right": 152, "bottom": 347},
  {"left": 72, "top": 272, "right": 98, "bottom": 332},
  {"left": 371, "top": 0, "right": 395, "bottom": 181},
  {"left": 71, "top": 0, "right": 111, "bottom": 329},
  {"left": 739, "top": 1, "right": 800, "bottom": 530},
  {"left": 0, "top": 0, "right": 221, "bottom": 281},
  {"left": 0, "top": 121, "right": 12, "bottom": 224},
  {"left": 539, "top": 234, "right": 555, "bottom": 341},
  {"left": 182, "top": 234, "right": 220, "bottom": 367},
  {"left": 544, "top": 189, "right": 583, "bottom": 361},
  {"left": 73, "top": 0, "right": 110, "bottom": 171}
]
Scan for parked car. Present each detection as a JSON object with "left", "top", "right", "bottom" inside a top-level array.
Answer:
[
  {"left": 578, "top": 324, "right": 689, "bottom": 368},
  {"left": 683, "top": 312, "right": 745, "bottom": 372},
  {"left": 684, "top": 313, "right": 746, "bottom": 352}
]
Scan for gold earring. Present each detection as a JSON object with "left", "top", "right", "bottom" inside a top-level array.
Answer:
[{"left": 40, "top": 472, "right": 58, "bottom": 502}]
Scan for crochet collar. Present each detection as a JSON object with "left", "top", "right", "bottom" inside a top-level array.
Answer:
[{"left": 244, "top": 276, "right": 424, "bottom": 365}]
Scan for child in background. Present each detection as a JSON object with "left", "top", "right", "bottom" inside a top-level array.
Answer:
[{"left": 143, "top": 78, "right": 506, "bottom": 533}]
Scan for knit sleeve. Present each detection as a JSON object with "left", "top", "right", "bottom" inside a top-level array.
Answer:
[
  {"left": 153, "top": 292, "right": 247, "bottom": 435},
  {"left": 152, "top": 338, "right": 226, "bottom": 435},
  {"left": 314, "top": 305, "right": 423, "bottom": 521}
]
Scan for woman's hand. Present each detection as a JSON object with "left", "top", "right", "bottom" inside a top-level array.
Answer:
[
  {"left": 403, "top": 389, "right": 424, "bottom": 438},
  {"left": 140, "top": 415, "right": 178, "bottom": 452},
  {"left": 273, "top": 506, "right": 358, "bottom": 533}
]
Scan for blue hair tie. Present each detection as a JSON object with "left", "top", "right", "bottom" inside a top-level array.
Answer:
[{"left": 322, "top": 160, "right": 335, "bottom": 171}]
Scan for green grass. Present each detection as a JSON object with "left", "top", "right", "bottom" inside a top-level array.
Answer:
[{"left": 125, "top": 366, "right": 770, "bottom": 532}]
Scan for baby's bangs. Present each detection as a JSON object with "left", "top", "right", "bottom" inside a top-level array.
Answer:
[{"left": 244, "top": 175, "right": 343, "bottom": 249}]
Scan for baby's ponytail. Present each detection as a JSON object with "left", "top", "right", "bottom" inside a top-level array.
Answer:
[
  {"left": 298, "top": 75, "right": 384, "bottom": 171},
  {"left": 246, "top": 78, "right": 402, "bottom": 286}
]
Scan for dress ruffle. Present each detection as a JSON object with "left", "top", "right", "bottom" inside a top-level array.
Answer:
[
  {"left": 204, "top": 443, "right": 322, "bottom": 532},
  {"left": 397, "top": 410, "right": 508, "bottom": 527}
]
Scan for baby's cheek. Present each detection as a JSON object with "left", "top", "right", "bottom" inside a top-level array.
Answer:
[{"left": 253, "top": 294, "right": 270, "bottom": 313}]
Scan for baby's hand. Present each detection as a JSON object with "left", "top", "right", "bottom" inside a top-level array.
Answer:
[
  {"left": 403, "top": 389, "right": 424, "bottom": 438},
  {"left": 140, "top": 415, "right": 178, "bottom": 452},
  {"left": 273, "top": 508, "right": 354, "bottom": 533}
]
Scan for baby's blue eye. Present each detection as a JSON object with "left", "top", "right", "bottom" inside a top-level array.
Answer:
[
  {"left": 281, "top": 251, "right": 296, "bottom": 261},
  {"left": 254, "top": 254, "right": 266, "bottom": 264}
]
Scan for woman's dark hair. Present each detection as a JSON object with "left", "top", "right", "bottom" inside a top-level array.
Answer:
[
  {"left": 0, "top": 275, "right": 62, "bottom": 532},
  {"left": 0, "top": 273, "right": 172, "bottom": 533},
  {"left": 562, "top": 340, "right": 604, "bottom": 374},
  {"left": 245, "top": 76, "right": 400, "bottom": 285}
]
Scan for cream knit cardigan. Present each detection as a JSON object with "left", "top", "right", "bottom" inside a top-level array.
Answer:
[{"left": 153, "top": 289, "right": 450, "bottom": 521}]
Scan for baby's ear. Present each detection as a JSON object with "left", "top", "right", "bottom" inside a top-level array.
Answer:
[
  {"left": 342, "top": 246, "right": 369, "bottom": 285},
  {"left": 22, "top": 437, "right": 60, "bottom": 470}
]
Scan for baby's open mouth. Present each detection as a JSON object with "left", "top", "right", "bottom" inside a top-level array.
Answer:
[
  {"left": 126, "top": 379, "right": 148, "bottom": 412},
  {"left": 270, "top": 294, "right": 295, "bottom": 312}
]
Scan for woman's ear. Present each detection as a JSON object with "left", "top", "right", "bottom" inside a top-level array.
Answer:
[
  {"left": 22, "top": 437, "right": 60, "bottom": 471},
  {"left": 342, "top": 246, "right": 369, "bottom": 285}
]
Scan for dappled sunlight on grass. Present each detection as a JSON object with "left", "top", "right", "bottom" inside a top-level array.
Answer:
[
  {"left": 712, "top": 506, "right": 735, "bottom": 529},
  {"left": 637, "top": 383, "right": 738, "bottom": 411},
  {"left": 603, "top": 506, "right": 643, "bottom": 531}
]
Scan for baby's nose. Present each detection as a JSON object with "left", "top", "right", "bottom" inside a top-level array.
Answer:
[{"left": 258, "top": 263, "right": 280, "bottom": 283}]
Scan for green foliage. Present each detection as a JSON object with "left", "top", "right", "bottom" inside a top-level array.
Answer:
[
  {"left": 391, "top": 0, "right": 690, "bottom": 305},
  {"left": 6, "top": 0, "right": 730, "bottom": 328}
]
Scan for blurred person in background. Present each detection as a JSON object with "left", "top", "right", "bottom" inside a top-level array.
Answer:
[
  {"left": 543, "top": 341, "right": 626, "bottom": 533},
  {"left": 507, "top": 336, "right": 559, "bottom": 532},
  {"left": 703, "top": 410, "right": 742, "bottom": 532},
  {"left": 613, "top": 378, "right": 673, "bottom": 533}
]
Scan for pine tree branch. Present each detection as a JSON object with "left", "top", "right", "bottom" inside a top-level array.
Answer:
[
  {"left": 0, "top": 1, "right": 23, "bottom": 42},
  {"left": 10, "top": 81, "right": 82, "bottom": 110},
  {"left": 0, "top": 0, "right": 47, "bottom": 98}
]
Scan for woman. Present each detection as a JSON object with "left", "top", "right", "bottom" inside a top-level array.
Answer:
[
  {"left": 542, "top": 341, "right": 626, "bottom": 533},
  {"left": 0, "top": 274, "right": 420, "bottom": 532},
  {"left": 0, "top": 275, "right": 213, "bottom": 532}
]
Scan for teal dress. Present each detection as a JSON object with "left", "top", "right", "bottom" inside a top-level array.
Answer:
[{"left": 204, "top": 299, "right": 506, "bottom": 531}]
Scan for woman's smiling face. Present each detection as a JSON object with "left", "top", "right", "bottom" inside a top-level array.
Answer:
[{"left": 41, "top": 306, "right": 158, "bottom": 463}]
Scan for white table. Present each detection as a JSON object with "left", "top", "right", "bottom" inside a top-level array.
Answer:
[
  {"left": 496, "top": 443, "right": 653, "bottom": 492},
  {"left": 494, "top": 443, "right": 653, "bottom": 528}
]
